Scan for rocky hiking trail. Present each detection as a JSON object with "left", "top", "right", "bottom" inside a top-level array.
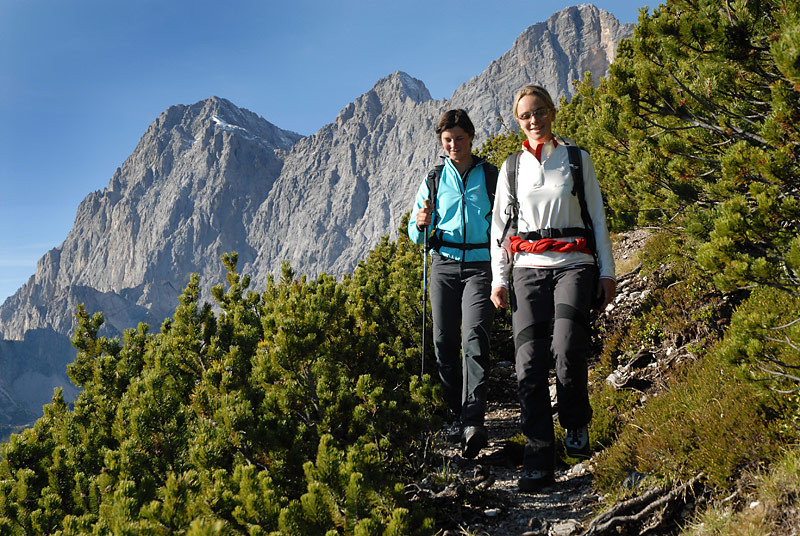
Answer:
[
  {"left": 408, "top": 230, "right": 668, "bottom": 536},
  {"left": 416, "top": 390, "right": 601, "bottom": 536}
]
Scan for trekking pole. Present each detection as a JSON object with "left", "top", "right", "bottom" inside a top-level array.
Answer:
[{"left": 421, "top": 200, "right": 430, "bottom": 378}]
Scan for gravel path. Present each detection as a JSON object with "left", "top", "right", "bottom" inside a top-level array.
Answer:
[
  {"left": 416, "top": 370, "right": 602, "bottom": 536},
  {"left": 412, "top": 230, "right": 654, "bottom": 535}
]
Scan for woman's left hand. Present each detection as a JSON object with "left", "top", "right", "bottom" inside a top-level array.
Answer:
[{"left": 595, "top": 278, "right": 617, "bottom": 310}]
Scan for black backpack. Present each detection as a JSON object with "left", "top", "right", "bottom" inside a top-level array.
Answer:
[
  {"left": 424, "top": 159, "right": 499, "bottom": 251},
  {"left": 497, "top": 143, "right": 596, "bottom": 256}
]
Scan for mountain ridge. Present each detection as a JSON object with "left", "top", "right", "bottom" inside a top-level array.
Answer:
[{"left": 0, "top": 5, "right": 633, "bottom": 431}]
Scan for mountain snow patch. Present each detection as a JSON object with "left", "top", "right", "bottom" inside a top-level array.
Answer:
[{"left": 212, "top": 115, "right": 249, "bottom": 134}]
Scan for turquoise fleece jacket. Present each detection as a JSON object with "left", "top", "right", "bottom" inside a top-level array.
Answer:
[{"left": 407, "top": 157, "right": 494, "bottom": 262}]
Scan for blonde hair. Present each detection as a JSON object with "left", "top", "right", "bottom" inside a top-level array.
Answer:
[{"left": 512, "top": 85, "right": 556, "bottom": 118}]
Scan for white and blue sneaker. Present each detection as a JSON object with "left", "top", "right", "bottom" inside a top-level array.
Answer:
[{"left": 565, "top": 425, "right": 590, "bottom": 459}]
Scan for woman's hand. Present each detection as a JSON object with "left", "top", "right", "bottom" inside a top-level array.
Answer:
[
  {"left": 415, "top": 201, "right": 432, "bottom": 231},
  {"left": 491, "top": 286, "right": 508, "bottom": 309},
  {"left": 595, "top": 277, "right": 616, "bottom": 310}
]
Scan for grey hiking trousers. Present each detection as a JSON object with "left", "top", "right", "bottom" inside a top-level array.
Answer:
[
  {"left": 512, "top": 264, "right": 596, "bottom": 471},
  {"left": 429, "top": 253, "right": 494, "bottom": 426}
]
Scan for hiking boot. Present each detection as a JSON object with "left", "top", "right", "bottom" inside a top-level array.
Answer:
[
  {"left": 461, "top": 425, "right": 488, "bottom": 459},
  {"left": 565, "top": 425, "right": 590, "bottom": 459},
  {"left": 444, "top": 420, "right": 463, "bottom": 443},
  {"left": 518, "top": 470, "right": 555, "bottom": 492}
]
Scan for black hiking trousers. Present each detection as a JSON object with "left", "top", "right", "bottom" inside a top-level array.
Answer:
[
  {"left": 429, "top": 253, "right": 494, "bottom": 427},
  {"left": 512, "top": 264, "right": 596, "bottom": 472}
]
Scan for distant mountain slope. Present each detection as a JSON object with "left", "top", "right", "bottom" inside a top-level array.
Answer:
[
  {"left": 0, "top": 97, "right": 302, "bottom": 340},
  {"left": 0, "top": 5, "right": 633, "bottom": 430},
  {"left": 246, "top": 4, "right": 631, "bottom": 285}
]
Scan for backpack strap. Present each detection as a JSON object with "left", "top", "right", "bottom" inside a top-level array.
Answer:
[
  {"left": 482, "top": 162, "right": 499, "bottom": 209},
  {"left": 565, "top": 145, "right": 597, "bottom": 257},
  {"left": 428, "top": 237, "right": 490, "bottom": 250},
  {"left": 519, "top": 227, "right": 590, "bottom": 241},
  {"left": 496, "top": 151, "right": 521, "bottom": 247}
]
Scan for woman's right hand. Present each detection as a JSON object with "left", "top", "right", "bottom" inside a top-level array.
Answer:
[
  {"left": 415, "top": 202, "right": 432, "bottom": 230},
  {"left": 491, "top": 286, "right": 508, "bottom": 309}
]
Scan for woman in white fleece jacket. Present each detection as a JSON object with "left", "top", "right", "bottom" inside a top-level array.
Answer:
[{"left": 489, "top": 85, "right": 616, "bottom": 492}]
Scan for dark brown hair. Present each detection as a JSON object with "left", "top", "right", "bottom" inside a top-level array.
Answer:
[{"left": 435, "top": 109, "right": 475, "bottom": 139}]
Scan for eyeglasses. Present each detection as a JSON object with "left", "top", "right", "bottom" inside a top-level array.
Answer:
[{"left": 517, "top": 108, "right": 551, "bottom": 121}]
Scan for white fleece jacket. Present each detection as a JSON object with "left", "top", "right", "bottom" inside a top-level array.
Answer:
[{"left": 490, "top": 138, "right": 616, "bottom": 289}]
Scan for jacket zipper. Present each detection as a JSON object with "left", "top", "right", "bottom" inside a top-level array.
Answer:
[{"left": 459, "top": 160, "right": 480, "bottom": 262}]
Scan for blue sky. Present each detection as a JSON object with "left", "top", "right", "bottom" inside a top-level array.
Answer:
[{"left": 0, "top": 0, "right": 649, "bottom": 305}]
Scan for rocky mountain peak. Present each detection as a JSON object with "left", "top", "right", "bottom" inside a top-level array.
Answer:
[
  {"left": 448, "top": 5, "right": 633, "bottom": 142},
  {"left": 106, "top": 97, "right": 303, "bottom": 199},
  {"left": 513, "top": 4, "right": 630, "bottom": 79},
  {"left": 334, "top": 71, "right": 433, "bottom": 129},
  {"left": 377, "top": 71, "right": 433, "bottom": 104}
]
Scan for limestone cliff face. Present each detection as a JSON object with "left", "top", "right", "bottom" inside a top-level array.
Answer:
[
  {"left": 0, "top": 5, "right": 632, "bottom": 427},
  {"left": 0, "top": 97, "right": 301, "bottom": 340},
  {"left": 244, "top": 71, "right": 444, "bottom": 284},
  {"left": 448, "top": 5, "right": 633, "bottom": 140}
]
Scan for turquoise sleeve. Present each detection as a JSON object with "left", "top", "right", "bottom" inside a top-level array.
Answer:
[{"left": 407, "top": 178, "right": 431, "bottom": 245}]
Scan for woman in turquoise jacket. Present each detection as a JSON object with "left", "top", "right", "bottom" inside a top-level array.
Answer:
[{"left": 407, "top": 109, "right": 498, "bottom": 459}]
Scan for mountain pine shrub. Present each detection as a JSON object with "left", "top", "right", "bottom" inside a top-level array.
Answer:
[
  {"left": 544, "top": 0, "right": 800, "bottom": 507},
  {"left": 0, "top": 242, "right": 438, "bottom": 534}
]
